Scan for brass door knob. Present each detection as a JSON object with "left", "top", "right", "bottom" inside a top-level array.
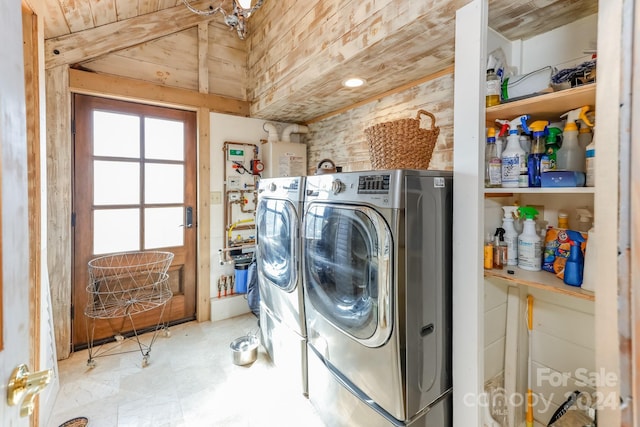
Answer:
[{"left": 7, "top": 364, "right": 53, "bottom": 417}]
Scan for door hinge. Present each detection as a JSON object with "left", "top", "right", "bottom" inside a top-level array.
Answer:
[
  {"left": 71, "top": 212, "right": 76, "bottom": 227},
  {"left": 70, "top": 305, "right": 74, "bottom": 321},
  {"left": 71, "top": 119, "right": 75, "bottom": 135}
]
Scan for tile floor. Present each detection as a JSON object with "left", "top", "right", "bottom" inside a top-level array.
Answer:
[{"left": 47, "top": 314, "right": 325, "bottom": 427}]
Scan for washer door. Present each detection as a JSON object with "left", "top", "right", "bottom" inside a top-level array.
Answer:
[
  {"left": 303, "top": 203, "right": 392, "bottom": 348},
  {"left": 256, "top": 198, "right": 298, "bottom": 292}
]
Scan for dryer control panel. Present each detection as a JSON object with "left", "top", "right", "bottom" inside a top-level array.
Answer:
[{"left": 358, "top": 174, "right": 390, "bottom": 194}]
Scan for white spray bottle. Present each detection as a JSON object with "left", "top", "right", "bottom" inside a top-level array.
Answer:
[
  {"left": 517, "top": 206, "right": 542, "bottom": 271},
  {"left": 558, "top": 106, "right": 593, "bottom": 172},
  {"left": 500, "top": 115, "right": 530, "bottom": 188},
  {"left": 501, "top": 206, "right": 520, "bottom": 266}
]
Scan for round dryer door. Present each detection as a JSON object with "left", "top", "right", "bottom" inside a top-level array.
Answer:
[
  {"left": 256, "top": 198, "right": 299, "bottom": 292},
  {"left": 303, "top": 203, "right": 392, "bottom": 347}
]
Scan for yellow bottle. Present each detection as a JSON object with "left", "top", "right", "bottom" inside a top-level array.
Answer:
[{"left": 486, "top": 69, "right": 501, "bottom": 107}]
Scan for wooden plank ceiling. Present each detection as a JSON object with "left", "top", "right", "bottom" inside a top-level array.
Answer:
[{"left": 37, "top": 0, "right": 598, "bottom": 123}]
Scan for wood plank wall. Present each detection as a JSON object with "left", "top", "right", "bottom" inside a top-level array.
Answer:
[
  {"left": 46, "top": 65, "right": 72, "bottom": 360},
  {"left": 79, "top": 21, "right": 247, "bottom": 101},
  {"left": 305, "top": 73, "right": 454, "bottom": 173}
]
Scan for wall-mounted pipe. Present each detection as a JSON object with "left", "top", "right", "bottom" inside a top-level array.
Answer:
[
  {"left": 263, "top": 122, "right": 279, "bottom": 143},
  {"left": 281, "top": 124, "right": 309, "bottom": 142}
]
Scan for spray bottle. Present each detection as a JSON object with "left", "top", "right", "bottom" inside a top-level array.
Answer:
[
  {"left": 485, "top": 128, "right": 501, "bottom": 187},
  {"left": 541, "top": 127, "right": 562, "bottom": 172},
  {"left": 576, "top": 208, "right": 593, "bottom": 233},
  {"left": 500, "top": 115, "right": 530, "bottom": 188},
  {"left": 493, "top": 228, "right": 507, "bottom": 269},
  {"left": 563, "top": 230, "right": 586, "bottom": 287},
  {"left": 502, "top": 206, "right": 520, "bottom": 266},
  {"left": 527, "top": 120, "right": 549, "bottom": 187},
  {"left": 558, "top": 106, "right": 593, "bottom": 172},
  {"left": 517, "top": 206, "right": 542, "bottom": 271},
  {"left": 586, "top": 126, "right": 596, "bottom": 187},
  {"left": 578, "top": 119, "right": 593, "bottom": 150},
  {"left": 495, "top": 119, "right": 510, "bottom": 158}
]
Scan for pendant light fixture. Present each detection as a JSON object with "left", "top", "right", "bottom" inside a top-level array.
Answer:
[{"left": 183, "top": 0, "right": 264, "bottom": 40}]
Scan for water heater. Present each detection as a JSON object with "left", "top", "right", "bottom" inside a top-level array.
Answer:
[{"left": 261, "top": 140, "right": 307, "bottom": 178}]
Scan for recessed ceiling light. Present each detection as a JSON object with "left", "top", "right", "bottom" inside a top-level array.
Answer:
[{"left": 342, "top": 78, "right": 366, "bottom": 88}]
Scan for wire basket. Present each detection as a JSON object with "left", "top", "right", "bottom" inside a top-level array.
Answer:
[
  {"left": 85, "top": 251, "right": 174, "bottom": 319},
  {"left": 364, "top": 110, "right": 439, "bottom": 170}
]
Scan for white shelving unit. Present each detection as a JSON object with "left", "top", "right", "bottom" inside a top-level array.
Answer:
[{"left": 453, "top": 1, "right": 624, "bottom": 426}]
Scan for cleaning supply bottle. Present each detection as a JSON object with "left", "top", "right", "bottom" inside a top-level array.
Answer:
[
  {"left": 486, "top": 68, "right": 501, "bottom": 107},
  {"left": 517, "top": 206, "right": 542, "bottom": 271},
  {"left": 502, "top": 206, "right": 520, "bottom": 266},
  {"left": 557, "top": 106, "right": 593, "bottom": 172},
  {"left": 578, "top": 119, "right": 593, "bottom": 150},
  {"left": 519, "top": 132, "right": 531, "bottom": 187},
  {"left": 484, "top": 233, "right": 494, "bottom": 270},
  {"left": 582, "top": 225, "right": 596, "bottom": 292},
  {"left": 485, "top": 128, "right": 501, "bottom": 187},
  {"left": 527, "top": 120, "right": 549, "bottom": 187},
  {"left": 563, "top": 230, "right": 586, "bottom": 286},
  {"left": 493, "top": 228, "right": 507, "bottom": 269},
  {"left": 558, "top": 211, "right": 569, "bottom": 229},
  {"left": 501, "top": 115, "right": 530, "bottom": 188},
  {"left": 586, "top": 127, "right": 596, "bottom": 187},
  {"left": 576, "top": 208, "right": 593, "bottom": 232},
  {"left": 541, "top": 127, "right": 562, "bottom": 171},
  {"left": 495, "top": 119, "right": 510, "bottom": 158}
]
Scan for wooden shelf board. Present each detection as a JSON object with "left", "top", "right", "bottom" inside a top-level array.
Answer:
[
  {"left": 485, "top": 84, "right": 596, "bottom": 123},
  {"left": 484, "top": 268, "right": 595, "bottom": 301},
  {"left": 484, "top": 187, "right": 595, "bottom": 195}
]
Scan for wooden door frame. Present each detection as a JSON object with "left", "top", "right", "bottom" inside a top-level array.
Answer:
[
  {"left": 22, "top": 1, "right": 44, "bottom": 425},
  {"left": 68, "top": 77, "right": 212, "bottom": 340},
  {"left": 71, "top": 94, "right": 199, "bottom": 347}
]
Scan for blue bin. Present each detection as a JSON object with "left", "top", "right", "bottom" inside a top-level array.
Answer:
[{"left": 235, "top": 263, "right": 250, "bottom": 294}]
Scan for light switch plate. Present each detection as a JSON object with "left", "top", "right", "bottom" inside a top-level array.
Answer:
[{"left": 211, "top": 191, "right": 222, "bottom": 204}]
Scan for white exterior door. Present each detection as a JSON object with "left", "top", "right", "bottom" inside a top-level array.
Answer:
[{"left": 1, "top": 0, "right": 38, "bottom": 424}]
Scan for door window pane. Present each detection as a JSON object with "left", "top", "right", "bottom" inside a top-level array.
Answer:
[
  {"left": 93, "top": 111, "right": 140, "bottom": 158},
  {"left": 145, "top": 117, "right": 184, "bottom": 161},
  {"left": 93, "top": 209, "right": 140, "bottom": 255},
  {"left": 145, "top": 164, "right": 184, "bottom": 204},
  {"left": 144, "top": 207, "right": 184, "bottom": 249},
  {"left": 94, "top": 160, "right": 140, "bottom": 205}
]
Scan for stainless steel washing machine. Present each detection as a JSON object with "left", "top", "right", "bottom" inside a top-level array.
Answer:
[
  {"left": 303, "top": 170, "right": 452, "bottom": 426},
  {"left": 256, "top": 176, "right": 307, "bottom": 395}
]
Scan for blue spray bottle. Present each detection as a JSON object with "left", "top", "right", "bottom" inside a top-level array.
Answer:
[{"left": 563, "top": 230, "right": 586, "bottom": 287}]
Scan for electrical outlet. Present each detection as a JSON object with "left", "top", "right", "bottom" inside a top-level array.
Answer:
[{"left": 210, "top": 191, "right": 222, "bottom": 205}]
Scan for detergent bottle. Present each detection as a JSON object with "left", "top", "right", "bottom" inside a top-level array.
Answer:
[
  {"left": 517, "top": 206, "right": 542, "bottom": 271},
  {"left": 502, "top": 206, "right": 520, "bottom": 266},
  {"left": 527, "top": 120, "right": 549, "bottom": 187},
  {"left": 563, "top": 230, "right": 586, "bottom": 287},
  {"left": 495, "top": 119, "right": 510, "bottom": 158},
  {"left": 557, "top": 106, "right": 593, "bottom": 172},
  {"left": 500, "top": 115, "right": 530, "bottom": 188},
  {"left": 485, "top": 128, "right": 501, "bottom": 187},
  {"left": 541, "top": 127, "right": 562, "bottom": 171}
]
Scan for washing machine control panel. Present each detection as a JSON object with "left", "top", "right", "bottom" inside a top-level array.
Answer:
[{"left": 357, "top": 174, "right": 390, "bottom": 194}]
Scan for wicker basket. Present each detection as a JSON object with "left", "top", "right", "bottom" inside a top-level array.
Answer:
[{"left": 364, "top": 110, "right": 439, "bottom": 170}]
